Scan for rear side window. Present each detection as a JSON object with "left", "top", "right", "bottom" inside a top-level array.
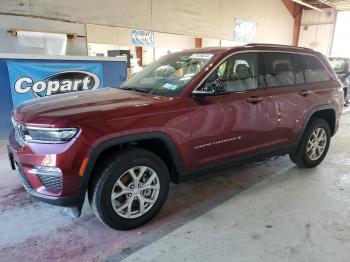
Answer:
[
  {"left": 262, "top": 52, "right": 295, "bottom": 87},
  {"left": 300, "top": 55, "right": 332, "bottom": 83}
]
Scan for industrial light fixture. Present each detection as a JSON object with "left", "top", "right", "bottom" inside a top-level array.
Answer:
[{"left": 292, "top": 0, "right": 325, "bottom": 12}]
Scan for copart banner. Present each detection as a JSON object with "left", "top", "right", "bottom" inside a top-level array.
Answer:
[{"left": 7, "top": 61, "right": 104, "bottom": 107}]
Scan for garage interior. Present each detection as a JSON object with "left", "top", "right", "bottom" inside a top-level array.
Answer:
[{"left": 1, "top": 0, "right": 350, "bottom": 261}]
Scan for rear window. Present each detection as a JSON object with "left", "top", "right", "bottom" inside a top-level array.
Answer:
[
  {"left": 262, "top": 52, "right": 295, "bottom": 87},
  {"left": 261, "top": 53, "right": 332, "bottom": 87},
  {"left": 300, "top": 55, "right": 332, "bottom": 83}
]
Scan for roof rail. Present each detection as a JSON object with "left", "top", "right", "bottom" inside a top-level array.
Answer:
[{"left": 245, "top": 43, "right": 313, "bottom": 51}]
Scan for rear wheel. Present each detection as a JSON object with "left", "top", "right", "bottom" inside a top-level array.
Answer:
[
  {"left": 344, "top": 87, "right": 349, "bottom": 106},
  {"left": 89, "top": 148, "right": 170, "bottom": 230},
  {"left": 344, "top": 88, "right": 349, "bottom": 105},
  {"left": 289, "top": 118, "right": 331, "bottom": 168}
]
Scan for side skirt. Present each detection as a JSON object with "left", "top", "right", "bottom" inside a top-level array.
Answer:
[{"left": 175, "top": 143, "right": 297, "bottom": 183}]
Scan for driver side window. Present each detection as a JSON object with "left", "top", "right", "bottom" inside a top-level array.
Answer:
[{"left": 203, "top": 53, "right": 258, "bottom": 93}]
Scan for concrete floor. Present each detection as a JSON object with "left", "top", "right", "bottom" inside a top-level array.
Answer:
[{"left": 0, "top": 108, "right": 349, "bottom": 262}]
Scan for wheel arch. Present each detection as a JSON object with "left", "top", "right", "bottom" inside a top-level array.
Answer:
[
  {"left": 79, "top": 132, "right": 185, "bottom": 199},
  {"left": 298, "top": 105, "right": 337, "bottom": 146},
  {"left": 311, "top": 108, "right": 336, "bottom": 135}
]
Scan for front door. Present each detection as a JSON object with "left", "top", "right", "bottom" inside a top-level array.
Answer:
[{"left": 189, "top": 52, "right": 267, "bottom": 170}]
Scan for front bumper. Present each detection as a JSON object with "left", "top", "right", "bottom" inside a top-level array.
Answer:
[{"left": 8, "top": 130, "right": 88, "bottom": 207}]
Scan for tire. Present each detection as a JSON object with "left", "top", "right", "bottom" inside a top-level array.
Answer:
[
  {"left": 89, "top": 147, "right": 170, "bottom": 230},
  {"left": 344, "top": 88, "right": 349, "bottom": 105},
  {"left": 289, "top": 118, "right": 331, "bottom": 168}
]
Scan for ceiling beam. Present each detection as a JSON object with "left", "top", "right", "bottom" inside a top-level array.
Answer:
[
  {"left": 281, "top": 1, "right": 303, "bottom": 46},
  {"left": 282, "top": 0, "right": 297, "bottom": 17},
  {"left": 292, "top": 0, "right": 325, "bottom": 12}
]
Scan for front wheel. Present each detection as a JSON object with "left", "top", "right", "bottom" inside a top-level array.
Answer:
[
  {"left": 289, "top": 118, "right": 331, "bottom": 168},
  {"left": 89, "top": 148, "right": 170, "bottom": 230}
]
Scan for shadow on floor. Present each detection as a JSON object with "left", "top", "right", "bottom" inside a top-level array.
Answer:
[{"left": 0, "top": 155, "right": 294, "bottom": 262}]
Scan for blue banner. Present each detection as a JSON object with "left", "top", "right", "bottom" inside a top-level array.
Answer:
[
  {"left": 132, "top": 30, "right": 154, "bottom": 46},
  {"left": 7, "top": 61, "right": 104, "bottom": 107}
]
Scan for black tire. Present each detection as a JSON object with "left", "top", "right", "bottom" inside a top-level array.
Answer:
[
  {"left": 89, "top": 147, "right": 170, "bottom": 230},
  {"left": 344, "top": 88, "right": 349, "bottom": 105},
  {"left": 289, "top": 118, "right": 331, "bottom": 168}
]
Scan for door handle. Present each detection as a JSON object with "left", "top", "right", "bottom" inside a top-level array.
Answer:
[
  {"left": 246, "top": 97, "right": 264, "bottom": 104},
  {"left": 299, "top": 90, "right": 313, "bottom": 97}
]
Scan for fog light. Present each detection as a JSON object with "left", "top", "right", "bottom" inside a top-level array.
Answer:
[
  {"left": 28, "top": 166, "right": 62, "bottom": 177},
  {"left": 29, "top": 166, "right": 63, "bottom": 191}
]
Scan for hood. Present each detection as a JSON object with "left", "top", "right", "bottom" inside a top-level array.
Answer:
[{"left": 13, "top": 88, "right": 169, "bottom": 125}]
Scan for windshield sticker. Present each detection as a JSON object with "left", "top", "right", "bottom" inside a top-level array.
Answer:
[
  {"left": 190, "top": 53, "right": 214, "bottom": 60},
  {"left": 163, "top": 83, "right": 178, "bottom": 90}
]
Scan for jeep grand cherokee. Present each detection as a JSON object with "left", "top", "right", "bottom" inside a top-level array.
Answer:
[{"left": 8, "top": 44, "right": 343, "bottom": 230}]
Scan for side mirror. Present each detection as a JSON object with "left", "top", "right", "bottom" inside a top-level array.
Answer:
[{"left": 193, "top": 79, "right": 225, "bottom": 96}]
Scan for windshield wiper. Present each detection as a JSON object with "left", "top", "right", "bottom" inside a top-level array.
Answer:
[{"left": 119, "top": 87, "right": 149, "bottom": 93}]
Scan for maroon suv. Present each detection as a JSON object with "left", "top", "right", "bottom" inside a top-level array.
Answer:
[{"left": 8, "top": 44, "right": 343, "bottom": 230}]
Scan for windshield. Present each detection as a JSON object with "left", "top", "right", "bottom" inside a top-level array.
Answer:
[
  {"left": 120, "top": 52, "right": 214, "bottom": 97},
  {"left": 329, "top": 58, "right": 347, "bottom": 73}
]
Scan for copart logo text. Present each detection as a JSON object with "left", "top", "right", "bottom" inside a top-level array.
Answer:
[{"left": 14, "top": 71, "right": 100, "bottom": 97}]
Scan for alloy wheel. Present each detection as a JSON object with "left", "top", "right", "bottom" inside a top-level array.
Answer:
[
  {"left": 110, "top": 166, "right": 160, "bottom": 219},
  {"left": 306, "top": 127, "right": 327, "bottom": 161}
]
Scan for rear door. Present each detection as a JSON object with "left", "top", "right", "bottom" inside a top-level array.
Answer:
[{"left": 261, "top": 52, "right": 332, "bottom": 148}]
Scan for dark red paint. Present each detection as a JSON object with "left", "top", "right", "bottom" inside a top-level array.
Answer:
[{"left": 9, "top": 45, "right": 343, "bottom": 201}]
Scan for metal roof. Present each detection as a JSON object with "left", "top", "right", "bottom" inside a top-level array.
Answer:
[{"left": 303, "top": 0, "right": 350, "bottom": 10}]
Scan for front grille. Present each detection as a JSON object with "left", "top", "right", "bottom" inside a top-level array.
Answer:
[
  {"left": 37, "top": 174, "right": 62, "bottom": 191},
  {"left": 18, "top": 165, "right": 33, "bottom": 191}
]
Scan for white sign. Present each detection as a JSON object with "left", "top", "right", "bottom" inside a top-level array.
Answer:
[
  {"left": 190, "top": 53, "right": 214, "bottom": 60},
  {"left": 234, "top": 19, "right": 256, "bottom": 43}
]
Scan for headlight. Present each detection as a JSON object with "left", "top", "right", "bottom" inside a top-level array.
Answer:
[{"left": 24, "top": 127, "right": 79, "bottom": 143}]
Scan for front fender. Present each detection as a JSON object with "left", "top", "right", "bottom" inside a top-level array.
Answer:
[{"left": 77, "top": 131, "right": 185, "bottom": 199}]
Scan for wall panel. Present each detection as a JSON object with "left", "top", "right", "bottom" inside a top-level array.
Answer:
[
  {"left": 0, "top": 14, "right": 87, "bottom": 55},
  {"left": 298, "top": 9, "right": 336, "bottom": 55},
  {"left": 0, "top": 0, "right": 294, "bottom": 45}
]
